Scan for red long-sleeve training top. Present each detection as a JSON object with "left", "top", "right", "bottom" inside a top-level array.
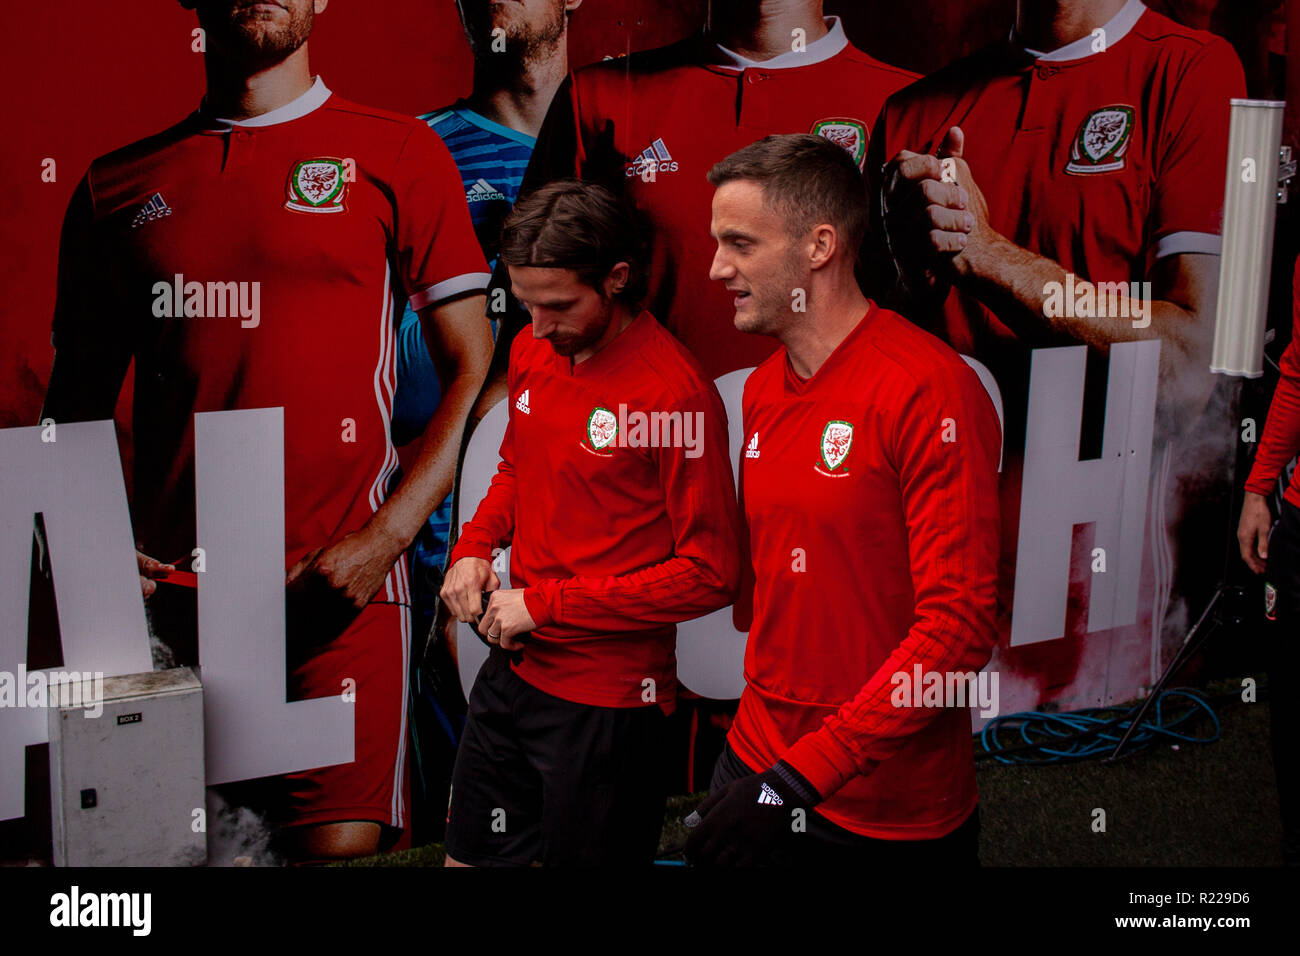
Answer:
[
  {"left": 449, "top": 310, "right": 741, "bottom": 709},
  {"left": 1245, "top": 256, "right": 1300, "bottom": 507},
  {"left": 730, "top": 304, "right": 1003, "bottom": 838}
]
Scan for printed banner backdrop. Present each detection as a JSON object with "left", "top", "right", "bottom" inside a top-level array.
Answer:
[{"left": 0, "top": 0, "right": 1277, "bottom": 847}]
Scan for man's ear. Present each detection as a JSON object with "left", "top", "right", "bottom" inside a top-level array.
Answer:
[
  {"left": 808, "top": 224, "right": 839, "bottom": 271},
  {"left": 605, "top": 261, "right": 630, "bottom": 295}
]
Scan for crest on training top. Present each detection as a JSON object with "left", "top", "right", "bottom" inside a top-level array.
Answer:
[
  {"left": 811, "top": 118, "right": 868, "bottom": 170},
  {"left": 1065, "top": 106, "right": 1135, "bottom": 175},
  {"left": 1265, "top": 581, "right": 1278, "bottom": 621},
  {"left": 582, "top": 406, "right": 618, "bottom": 457},
  {"left": 285, "top": 158, "right": 347, "bottom": 213},
  {"left": 816, "top": 420, "right": 854, "bottom": 476}
]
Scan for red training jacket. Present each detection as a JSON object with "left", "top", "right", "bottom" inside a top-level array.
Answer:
[{"left": 450, "top": 311, "right": 741, "bottom": 709}]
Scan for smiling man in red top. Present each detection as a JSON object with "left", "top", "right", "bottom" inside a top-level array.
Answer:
[
  {"left": 439, "top": 180, "right": 740, "bottom": 866},
  {"left": 684, "top": 134, "right": 1001, "bottom": 867}
]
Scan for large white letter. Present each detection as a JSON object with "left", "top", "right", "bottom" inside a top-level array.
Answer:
[
  {"left": 0, "top": 422, "right": 152, "bottom": 820},
  {"left": 195, "top": 409, "right": 352, "bottom": 782},
  {"left": 1011, "top": 341, "right": 1158, "bottom": 645}
]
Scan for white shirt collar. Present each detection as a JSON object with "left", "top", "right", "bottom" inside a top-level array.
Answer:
[
  {"left": 204, "top": 75, "right": 332, "bottom": 129},
  {"left": 712, "top": 15, "right": 847, "bottom": 70},
  {"left": 1014, "top": 0, "right": 1145, "bottom": 62}
]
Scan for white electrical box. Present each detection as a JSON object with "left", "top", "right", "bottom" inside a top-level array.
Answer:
[{"left": 48, "top": 667, "right": 207, "bottom": 866}]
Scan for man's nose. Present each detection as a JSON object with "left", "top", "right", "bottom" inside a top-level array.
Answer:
[{"left": 708, "top": 248, "right": 733, "bottom": 282}]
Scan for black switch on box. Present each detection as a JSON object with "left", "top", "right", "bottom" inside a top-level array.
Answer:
[{"left": 80, "top": 788, "right": 97, "bottom": 809}]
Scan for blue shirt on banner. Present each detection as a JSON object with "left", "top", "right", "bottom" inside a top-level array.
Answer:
[{"left": 392, "top": 104, "right": 535, "bottom": 601}]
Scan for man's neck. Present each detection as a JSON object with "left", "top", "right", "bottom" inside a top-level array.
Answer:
[
  {"left": 202, "top": 44, "right": 314, "bottom": 121},
  {"left": 781, "top": 285, "right": 871, "bottom": 380},
  {"left": 572, "top": 306, "right": 636, "bottom": 366},
  {"left": 466, "top": 44, "right": 569, "bottom": 139},
  {"left": 1014, "top": 0, "right": 1127, "bottom": 53},
  {"left": 709, "top": 0, "right": 827, "bottom": 63}
]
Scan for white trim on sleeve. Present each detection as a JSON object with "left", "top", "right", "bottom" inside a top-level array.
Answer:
[
  {"left": 408, "top": 271, "right": 492, "bottom": 312},
  {"left": 1151, "top": 230, "right": 1221, "bottom": 260}
]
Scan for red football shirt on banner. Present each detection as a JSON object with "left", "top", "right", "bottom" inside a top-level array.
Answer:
[
  {"left": 869, "top": 1, "right": 1245, "bottom": 704},
  {"left": 526, "top": 15, "right": 917, "bottom": 378},
  {"left": 51, "top": 77, "right": 491, "bottom": 604},
  {"left": 450, "top": 311, "right": 741, "bottom": 710},
  {"left": 731, "top": 304, "right": 1002, "bottom": 838},
  {"left": 873, "top": 0, "right": 1245, "bottom": 409}
]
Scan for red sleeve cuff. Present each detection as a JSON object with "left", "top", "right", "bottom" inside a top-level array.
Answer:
[
  {"left": 781, "top": 726, "right": 875, "bottom": 801},
  {"left": 1244, "top": 471, "right": 1278, "bottom": 498},
  {"left": 448, "top": 537, "right": 494, "bottom": 567},
  {"left": 523, "top": 584, "right": 557, "bottom": 629}
]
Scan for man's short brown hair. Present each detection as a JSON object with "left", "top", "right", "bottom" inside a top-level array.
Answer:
[
  {"left": 499, "top": 179, "right": 649, "bottom": 309},
  {"left": 706, "top": 134, "right": 869, "bottom": 264}
]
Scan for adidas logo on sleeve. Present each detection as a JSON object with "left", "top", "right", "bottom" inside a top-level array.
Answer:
[{"left": 757, "top": 782, "right": 783, "bottom": 806}]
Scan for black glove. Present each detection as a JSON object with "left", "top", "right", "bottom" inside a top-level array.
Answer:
[{"left": 682, "top": 762, "right": 822, "bottom": 867}]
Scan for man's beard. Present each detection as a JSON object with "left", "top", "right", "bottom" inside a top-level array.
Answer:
[
  {"left": 547, "top": 297, "right": 616, "bottom": 357},
  {"left": 202, "top": 2, "right": 314, "bottom": 70},
  {"left": 464, "top": 0, "right": 567, "bottom": 66}
]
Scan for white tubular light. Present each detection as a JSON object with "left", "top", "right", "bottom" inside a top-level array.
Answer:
[{"left": 1211, "top": 98, "right": 1285, "bottom": 378}]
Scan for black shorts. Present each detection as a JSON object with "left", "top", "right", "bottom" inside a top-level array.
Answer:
[
  {"left": 444, "top": 649, "right": 670, "bottom": 866},
  {"left": 710, "top": 743, "right": 980, "bottom": 867}
]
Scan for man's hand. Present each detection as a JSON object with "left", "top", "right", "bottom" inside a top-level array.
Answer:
[
  {"left": 136, "top": 550, "right": 175, "bottom": 599},
  {"left": 286, "top": 521, "right": 406, "bottom": 610},
  {"left": 478, "top": 588, "right": 535, "bottom": 652},
  {"left": 932, "top": 127, "right": 1001, "bottom": 281},
  {"left": 881, "top": 126, "right": 974, "bottom": 295},
  {"left": 283, "top": 522, "right": 407, "bottom": 649},
  {"left": 440, "top": 556, "right": 499, "bottom": 624},
  {"left": 682, "top": 763, "right": 821, "bottom": 867},
  {"left": 1238, "top": 491, "right": 1274, "bottom": 575}
]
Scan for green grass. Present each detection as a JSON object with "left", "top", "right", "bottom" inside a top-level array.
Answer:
[
  {"left": 974, "top": 688, "right": 1281, "bottom": 866},
  {"left": 337, "top": 682, "right": 1284, "bottom": 866},
  {"left": 337, "top": 841, "right": 446, "bottom": 867}
]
